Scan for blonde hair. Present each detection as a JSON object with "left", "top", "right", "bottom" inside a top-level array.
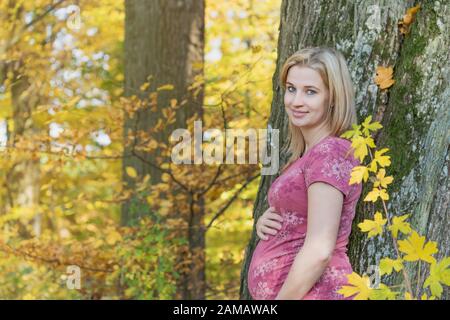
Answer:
[{"left": 279, "top": 46, "right": 357, "bottom": 171}]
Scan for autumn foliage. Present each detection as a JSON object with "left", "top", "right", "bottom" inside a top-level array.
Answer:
[{"left": 0, "top": 0, "right": 279, "bottom": 299}]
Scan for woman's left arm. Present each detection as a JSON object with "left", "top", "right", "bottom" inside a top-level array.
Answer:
[{"left": 275, "top": 181, "right": 343, "bottom": 300}]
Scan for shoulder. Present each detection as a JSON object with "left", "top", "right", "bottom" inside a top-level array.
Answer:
[
  {"left": 326, "top": 135, "right": 352, "bottom": 149},
  {"left": 309, "top": 136, "right": 355, "bottom": 161},
  {"left": 305, "top": 136, "right": 360, "bottom": 172},
  {"left": 303, "top": 136, "right": 361, "bottom": 195}
]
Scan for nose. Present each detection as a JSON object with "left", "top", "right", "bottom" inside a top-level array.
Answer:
[{"left": 290, "top": 91, "right": 306, "bottom": 109}]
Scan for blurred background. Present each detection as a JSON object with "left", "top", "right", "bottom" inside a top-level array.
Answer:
[
  {"left": 0, "top": 0, "right": 448, "bottom": 300},
  {"left": 0, "top": 0, "right": 280, "bottom": 299}
]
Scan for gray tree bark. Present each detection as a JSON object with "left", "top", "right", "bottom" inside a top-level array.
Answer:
[
  {"left": 240, "top": 0, "right": 449, "bottom": 300},
  {"left": 123, "top": 0, "right": 206, "bottom": 299}
]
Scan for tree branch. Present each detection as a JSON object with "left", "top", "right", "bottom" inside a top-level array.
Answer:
[
  {"left": 1, "top": 0, "right": 69, "bottom": 56},
  {"left": 206, "top": 174, "right": 260, "bottom": 231}
]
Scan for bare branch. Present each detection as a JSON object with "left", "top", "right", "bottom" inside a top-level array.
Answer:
[
  {"left": 24, "top": 0, "right": 68, "bottom": 30},
  {"left": 205, "top": 174, "right": 260, "bottom": 230}
]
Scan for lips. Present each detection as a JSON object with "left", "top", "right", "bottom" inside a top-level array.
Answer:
[{"left": 292, "top": 110, "right": 309, "bottom": 118}]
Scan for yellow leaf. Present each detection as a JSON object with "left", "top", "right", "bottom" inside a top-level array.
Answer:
[
  {"left": 379, "top": 258, "right": 403, "bottom": 276},
  {"left": 161, "top": 173, "right": 170, "bottom": 182},
  {"left": 140, "top": 82, "right": 150, "bottom": 91},
  {"left": 373, "top": 169, "right": 394, "bottom": 188},
  {"left": 351, "top": 136, "right": 375, "bottom": 162},
  {"left": 350, "top": 166, "right": 369, "bottom": 184},
  {"left": 126, "top": 166, "right": 138, "bottom": 178},
  {"left": 142, "top": 174, "right": 151, "bottom": 184},
  {"left": 364, "top": 189, "right": 378, "bottom": 202},
  {"left": 341, "top": 123, "right": 362, "bottom": 140},
  {"left": 379, "top": 189, "right": 389, "bottom": 200},
  {"left": 398, "top": 231, "right": 438, "bottom": 264},
  {"left": 373, "top": 148, "right": 391, "bottom": 168},
  {"left": 368, "top": 159, "right": 378, "bottom": 173},
  {"left": 368, "top": 284, "right": 399, "bottom": 300},
  {"left": 364, "top": 188, "right": 389, "bottom": 202},
  {"left": 157, "top": 84, "right": 174, "bottom": 91},
  {"left": 357, "top": 211, "right": 387, "bottom": 238},
  {"left": 337, "top": 272, "right": 372, "bottom": 300},
  {"left": 361, "top": 116, "right": 383, "bottom": 136},
  {"left": 388, "top": 214, "right": 412, "bottom": 238},
  {"left": 423, "top": 257, "right": 450, "bottom": 298}
]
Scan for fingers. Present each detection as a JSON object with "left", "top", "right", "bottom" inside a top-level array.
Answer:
[
  {"left": 261, "top": 225, "right": 278, "bottom": 236},
  {"left": 264, "top": 219, "right": 282, "bottom": 230},
  {"left": 256, "top": 223, "right": 278, "bottom": 241},
  {"left": 257, "top": 207, "right": 284, "bottom": 241},
  {"left": 257, "top": 230, "right": 268, "bottom": 241},
  {"left": 265, "top": 207, "right": 283, "bottom": 221},
  {"left": 266, "top": 212, "right": 283, "bottom": 223}
]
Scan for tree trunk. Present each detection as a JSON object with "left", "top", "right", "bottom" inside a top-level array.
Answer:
[
  {"left": 122, "top": 0, "right": 204, "bottom": 221},
  {"left": 240, "top": 0, "right": 449, "bottom": 300},
  {"left": 123, "top": 0, "right": 205, "bottom": 299},
  {"left": 8, "top": 73, "right": 42, "bottom": 238},
  {"left": 1, "top": 1, "right": 43, "bottom": 238}
]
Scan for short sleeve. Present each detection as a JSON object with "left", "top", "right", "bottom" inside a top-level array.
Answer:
[{"left": 304, "top": 139, "right": 359, "bottom": 198}]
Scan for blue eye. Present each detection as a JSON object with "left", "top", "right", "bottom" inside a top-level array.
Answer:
[
  {"left": 287, "top": 86, "right": 296, "bottom": 93},
  {"left": 306, "top": 89, "right": 316, "bottom": 95}
]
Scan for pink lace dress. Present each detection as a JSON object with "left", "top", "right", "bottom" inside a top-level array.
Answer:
[{"left": 247, "top": 135, "right": 362, "bottom": 300}]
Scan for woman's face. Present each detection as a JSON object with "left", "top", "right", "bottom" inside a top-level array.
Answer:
[{"left": 284, "top": 65, "right": 330, "bottom": 129}]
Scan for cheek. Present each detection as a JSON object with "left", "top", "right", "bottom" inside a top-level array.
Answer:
[
  {"left": 311, "top": 96, "right": 328, "bottom": 113},
  {"left": 284, "top": 92, "right": 291, "bottom": 106}
]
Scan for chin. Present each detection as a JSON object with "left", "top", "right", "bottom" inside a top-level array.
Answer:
[{"left": 289, "top": 118, "right": 310, "bottom": 128}]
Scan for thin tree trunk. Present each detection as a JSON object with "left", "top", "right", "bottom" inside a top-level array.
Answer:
[
  {"left": 2, "top": 1, "right": 43, "bottom": 238},
  {"left": 123, "top": 0, "right": 206, "bottom": 299},
  {"left": 240, "top": 0, "right": 449, "bottom": 300},
  {"left": 123, "top": 0, "right": 204, "bottom": 221}
]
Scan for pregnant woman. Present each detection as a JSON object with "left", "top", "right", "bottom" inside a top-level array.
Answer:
[{"left": 247, "top": 47, "right": 363, "bottom": 300}]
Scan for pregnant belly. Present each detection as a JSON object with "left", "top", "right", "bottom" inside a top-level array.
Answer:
[
  {"left": 248, "top": 237, "right": 353, "bottom": 300},
  {"left": 247, "top": 238, "right": 303, "bottom": 300}
]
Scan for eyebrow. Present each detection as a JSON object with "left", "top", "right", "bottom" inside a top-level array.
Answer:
[{"left": 286, "top": 81, "right": 320, "bottom": 90}]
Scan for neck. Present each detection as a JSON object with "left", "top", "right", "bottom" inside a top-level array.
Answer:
[{"left": 302, "top": 123, "right": 332, "bottom": 153}]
